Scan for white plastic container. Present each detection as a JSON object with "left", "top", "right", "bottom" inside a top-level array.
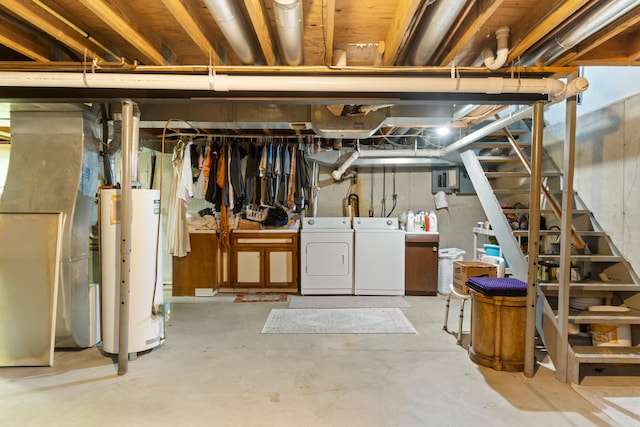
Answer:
[
  {"left": 407, "top": 210, "right": 415, "bottom": 232},
  {"left": 428, "top": 211, "right": 438, "bottom": 232},
  {"left": 437, "top": 248, "right": 465, "bottom": 294},
  {"left": 588, "top": 305, "right": 632, "bottom": 347}
]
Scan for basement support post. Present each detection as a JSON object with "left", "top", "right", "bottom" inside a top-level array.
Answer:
[
  {"left": 525, "top": 101, "right": 544, "bottom": 377},
  {"left": 118, "top": 100, "right": 135, "bottom": 376},
  {"left": 556, "top": 74, "right": 579, "bottom": 382}
]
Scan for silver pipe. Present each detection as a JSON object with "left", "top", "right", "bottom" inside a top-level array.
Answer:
[
  {"left": 274, "top": 0, "right": 304, "bottom": 65},
  {"left": 523, "top": 0, "right": 638, "bottom": 65},
  {"left": 117, "top": 100, "right": 135, "bottom": 375},
  {"left": 407, "top": 0, "right": 467, "bottom": 66}
]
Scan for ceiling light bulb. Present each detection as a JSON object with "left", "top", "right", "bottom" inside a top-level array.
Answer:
[{"left": 437, "top": 127, "right": 450, "bottom": 136}]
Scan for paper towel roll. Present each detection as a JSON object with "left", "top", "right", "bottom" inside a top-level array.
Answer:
[{"left": 435, "top": 191, "right": 448, "bottom": 209}]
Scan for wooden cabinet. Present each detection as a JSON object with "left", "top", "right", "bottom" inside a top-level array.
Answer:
[
  {"left": 405, "top": 232, "right": 439, "bottom": 296},
  {"left": 229, "top": 231, "right": 299, "bottom": 293},
  {"left": 172, "top": 232, "right": 218, "bottom": 296}
]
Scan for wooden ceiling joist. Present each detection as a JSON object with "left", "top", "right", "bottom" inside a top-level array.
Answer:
[
  {"left": 382, "top": 0, "right": 421, "bottom": 66},
  {"left": 507, "top": 0, "right": 591, "bottom": 64},
  {"left": 323, "top": 0, "right": 336, "bottom": 66},
  {"left": 0, "top": 18, "right": 49, "bottom": 62},
  {"left": 78, "top": 0, "right": 165, "bottom": 65},
  {"left": 160, "top": 0, "right": 221, "bottom": 64},
  {"left": 243, "top": 0, "right": 276, "bottom": 66},
  {"left": 1, "top": 0, "right": 106, "bottom": 62}
]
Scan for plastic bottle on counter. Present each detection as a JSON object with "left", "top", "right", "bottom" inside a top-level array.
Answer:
[
  {"left": 428, "top": 211, "right": 438, "bottom": 232},
  {"left": 407, "top": 210, "right": 415, "bottom": 232},
  {"left": 399, "top": 212, "right": 407, "bottom": 231},
  {"left": 424, "top": 211, "right": 429, "bottom": 231},
  {"left": 416, "top": 211, "right": 423, "bottom": 231}
]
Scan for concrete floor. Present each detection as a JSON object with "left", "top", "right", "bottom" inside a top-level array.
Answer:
[{"left": 0, "top": 294, "right": 627, "bottom": 426}]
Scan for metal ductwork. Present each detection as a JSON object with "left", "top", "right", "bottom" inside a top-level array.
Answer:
[
  {"left": 0, "top": 106, "right": 101, "bottom": 348},
  {"left": 203, "top": 0, "right": 258, "bottom": 64},
  {"left": 273, "top": 0, "right": 304, "bottom": 66},
  {"left": 406, "top": 0, "right": 467, "bottom": 66},
  {"left": 310, "top": 105, "right": 387, "bottom": 139},
  {"left": 523, "top": 0, "right": 639, "bottom": 65}
]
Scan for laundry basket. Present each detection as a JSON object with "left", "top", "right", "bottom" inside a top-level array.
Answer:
[{"left": 438, "top": 248, "right": 465, "bottom": 294}]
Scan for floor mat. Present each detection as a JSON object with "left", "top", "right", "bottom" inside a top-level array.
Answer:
[
  {"left": 234, "top": 293, "right": 288, "bottom": 303},
  {"left": 572, "top": 384, "right": 640, "bottom": 427},
  {"left": 261, "top": 308, "right": 418, "bottom": 334},
  {"left": 289, "top": 295, "right": 411, "bottom": 309}
]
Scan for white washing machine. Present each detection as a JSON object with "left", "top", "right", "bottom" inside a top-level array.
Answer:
[
  {"left": 353, "top": 217, "right": 405, "bottom": 295},
  {"left": 300, "top": 217, "right": 354, "bottom": 295}
]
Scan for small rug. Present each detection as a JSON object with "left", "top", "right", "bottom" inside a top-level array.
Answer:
[
  {"left": 234, "top": 293, "right": 288, "bottom": 303},
  {"left": 573, "top": 385, "right": 640, "bottom": 427},
  {"left": 289, "top": 295, "right": 411, "bottom": 309},
  {"left": 261, "top": 308, "right": 418, "bottom": 334}
]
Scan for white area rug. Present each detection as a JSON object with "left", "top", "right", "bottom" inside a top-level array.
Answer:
[
  {"left": 261, "top": 308, "right": 418, "bottom": 334},
  {"left": 573, "top": 385, "right": 640, "bottom": 427},
  {"left": 288, "top": 295, "right": 411, "bottom": 309}
]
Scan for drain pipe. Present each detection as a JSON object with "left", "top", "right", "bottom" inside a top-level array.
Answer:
[
  {"left": 118, "top": 99, "right": 135, "bottom": 375},
  {"left": 483, "top": 27, "right": 510, "bottom": 70},
  {"left": 0, "top": 72, "right": 576, "bottom": 97}
]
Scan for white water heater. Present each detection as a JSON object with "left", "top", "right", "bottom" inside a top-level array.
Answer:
[{"left": 100, "top": 188, "right": 165, "bottom": 354}]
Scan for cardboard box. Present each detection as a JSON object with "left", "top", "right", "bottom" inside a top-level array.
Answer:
[{"left": 453, "top": 261, "right": 497, "bottom": 295}]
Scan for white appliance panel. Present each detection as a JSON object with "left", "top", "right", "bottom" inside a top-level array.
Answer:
[
  {"left": 300, "top": 228, "right": 353, "bottom": 295},
  {"left": 354, "top": 229, "right": 405, "bottom": 295},
  {"left": 305, "top": 242, "right": 350, "bottom": 276}
]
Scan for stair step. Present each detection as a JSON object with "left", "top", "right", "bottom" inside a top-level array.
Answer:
[
  {"left": 539, "top": 281, "right": 640, "bottom": 292},
  {"left": 475, "top": 156, "right": 522, "bottom": 162},
  {"left": 538, "top": 254, "right": 625, "bottom": 262},
  {"left": 571, "top": 346, "right": 640, "bottom": 363},
  {"left": 569, "top": 308, "right": 640, "bottom": 324},
  {"left": 503, "top": 208, "right": 591, "bottom": 215},
  {"left": 485, "top": 171, "right": 562, "bottom": 178}
]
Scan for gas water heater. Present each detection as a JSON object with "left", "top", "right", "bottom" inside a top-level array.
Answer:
[{"left": 99, "top": 188, "right": 165, "bottom": 354}]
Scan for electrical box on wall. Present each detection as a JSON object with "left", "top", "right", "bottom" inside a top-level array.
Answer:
[{"left": 431, "top": 166, "right": 475, "bottom": 194}]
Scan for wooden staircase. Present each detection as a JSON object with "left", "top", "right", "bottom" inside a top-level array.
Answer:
[{"left": 459, "top": 124, "right": 640, "bottom": 384}]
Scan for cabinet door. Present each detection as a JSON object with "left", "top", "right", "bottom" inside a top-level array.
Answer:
[
  {"left": 235, "top": 250, "right": 262, "bottom": 287},
  {"left": 267, "top": 250, "right": 294, "bottom": 287},
  {"left": 172, "top": 233, "right": 217, "bottom": 296},
  {"left": 405, "top": 241, "right": 438, "bottom": 296}
]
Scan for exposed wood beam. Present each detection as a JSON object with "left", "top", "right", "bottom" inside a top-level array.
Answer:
[
  {"left": 78, "top": 0, "right": 165, "bottom": 65},
  {"left": 0, "top": 18, "right": 49, "bottom": 62},
  {"left": 507, "top": 0, "right": 591, "bottom": 64},
  {"left": 323, "top": 0, "right": 335, "bottom": 66},
  {"left": 438, "top": 0, "right": 505, "bottom": 66},
  {"left": 1, "top": 0, "right": 106, "bottom": 61},
  {"left": 373, "top": 41, "right": 385, "bottom": 66},
  {"left": 629, "top": 30, "right": 640, "bottom": 62},
  {"left": 383, "top": 0, "right": 421, "bottom": 66},
  {"left": 242, "top": 0, "right": 276, "bottom": 66},
  {"left": 554, "top": 12, "right": 640, "bottom": 66},
  {"left": 160, "top": 0, "right": 221, "bottom": 63}
]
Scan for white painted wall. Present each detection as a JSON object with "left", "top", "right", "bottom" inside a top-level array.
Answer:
[
  {"left": 544, "top": 92, "right": 640, "bottom": 276},
  {"left": 314, "top": 167, "right": 485, "bottom": 259}
]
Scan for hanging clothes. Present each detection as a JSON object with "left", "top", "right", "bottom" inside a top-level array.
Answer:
[
  {"left": 286, "top": 145, "right": 296, "bottom": 208},
  {"left": 244, "top": 144, "right": 256, "bottom": 207},
  {"left": 166, "top": 140, "right": 193, "bottom": 257},
  {"left": 217, "top": 144, "right": 230, "bottom": 251}
]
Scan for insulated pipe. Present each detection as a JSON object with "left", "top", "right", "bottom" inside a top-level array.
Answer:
[
  {"left": 273, "top": 0, "right": 304, "bottom": 66},
  {"left": 0, "top": 71, "right": 577, "bottom": 97},
  {"left": 523, "top": 0, "right": 638, "bottom": 65},
  {"left": 407, "top": 0, "right": 467, "bottom": 66},
  {"left": 203, "top": 0, "right": 257, "bottom": 64},
  {"left": 483, "top": 27, "right": 510, "bottom": 70}
]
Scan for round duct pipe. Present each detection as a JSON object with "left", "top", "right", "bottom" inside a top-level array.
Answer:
[
  {"left": 203, "top": 0, "right": 258, "bottom": 64},
  {"left": 274, "top": 0, "right": 304, "bottom": 66}
]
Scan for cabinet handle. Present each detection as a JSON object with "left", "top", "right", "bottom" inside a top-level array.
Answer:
[{"left": 432, "top": 246, "right": 437, "bottom": 252}]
